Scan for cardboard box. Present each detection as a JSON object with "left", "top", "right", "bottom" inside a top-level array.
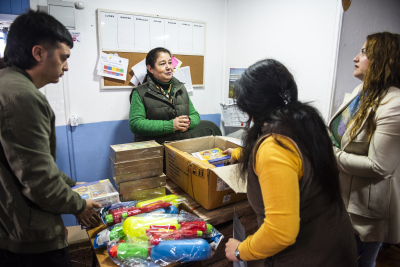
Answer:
[
  {"left": 119, "top": 174, "right": 167, "bottom": 195},
  {"left": 110, "top": 141, "right": 163, "bottom": 162},
  {"left": 120, "top": 186, "right": 166, "bottom": 202},
  {"left": 164, "top": 136, "right": 247, "bottom": 210},
  {"left": 71, "top": 179, "right": 120, "bottom": 208},
  {"left": 110, "top": 156, "right": 163, "bottom": 177},
  {"left": 66, "top": 225, "right": 91, "bottom": 251},
  {"left": 114, "top": 168, "right": 164, "bottom": 184}
]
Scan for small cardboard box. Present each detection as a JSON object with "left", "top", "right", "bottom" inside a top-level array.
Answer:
[
  {"left": 110, "top": 156, "right": 163, "bottom": 177},
  {"left": 67, "top": 225, "right": 91, "bottom": 251},
  {"left": 120, "top": 186, "right": 166, "bottom": 202},
  {"left": 164, "top": 136, "right": 247, "bottom": 210},
  {"left": 119, "top": 174, "right": 167, "bottom": 195},
  {"left": 114, "top": 168, "right": 164, "bottom": 184},
  {"left": 110, "top": 141, "right": 163, "bottom": 162},
  {"left": 71, "top": 179, "right": 120, "bottom": 208}
]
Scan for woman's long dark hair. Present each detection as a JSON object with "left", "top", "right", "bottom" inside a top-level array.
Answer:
[{"left": 235, "top": 59, "right": 342, "bottom": 206}]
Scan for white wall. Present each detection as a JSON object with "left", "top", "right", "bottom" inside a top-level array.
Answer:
[
  {"left": 224, "top": 0, "right": 342, "bottom": 122},
  {"left": 331, "top": 0, "right": 400, "bottom": 116},
  {"left": 31, "top": 0, "right": 344, "bottom": 128},
  {"left": 35, "top": 0, "right": 227, "bottom": 126}
]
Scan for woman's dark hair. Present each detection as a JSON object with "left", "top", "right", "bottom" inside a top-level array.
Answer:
[
  {"left": 235, "top": 59, "right": 342, "bottom": 206},
  {"left": 4, "top": 10, "right": 73, "bottom": 69}
]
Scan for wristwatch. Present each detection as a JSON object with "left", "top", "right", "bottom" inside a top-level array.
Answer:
[{"left": 235, "top": 246, "right": 242, "bottom": 261}]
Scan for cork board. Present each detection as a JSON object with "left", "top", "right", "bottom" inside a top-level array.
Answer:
[{"left": 104, "top": 52, "right": 204, "bottom": 87}]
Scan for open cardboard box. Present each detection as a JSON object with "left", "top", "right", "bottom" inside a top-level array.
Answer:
[{"left": 164, "top": 136, "right": 247, "bottom": 210}]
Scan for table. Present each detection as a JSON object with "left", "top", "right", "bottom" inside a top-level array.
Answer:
[
  {"left": 165, "top": 179, "right": 263, "bottom": 267},
  {"left": 86, "top": 179, "right": 261, "bottom": 267}
]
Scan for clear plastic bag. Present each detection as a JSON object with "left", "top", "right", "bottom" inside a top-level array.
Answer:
[
  {"left": 100, "top": 195, "right": 185, "bottom": 226},
  {"left": 106, "top": 212, "right": 223, "bottom": 266}
]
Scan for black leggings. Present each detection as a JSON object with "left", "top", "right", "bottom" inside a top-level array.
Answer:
[{"left": 0, "top": 247, "right": 72, "bottom": 267}]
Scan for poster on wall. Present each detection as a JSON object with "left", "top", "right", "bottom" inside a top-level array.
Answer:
[
  {"left": 228, "top": 68, "right": 246, "bottom": 104},
  {"left": 97, "top": 52, "right": 129, "bottom": 81},
  {"left": 220, "top": 104, "right": 249, "bottom": 127}
]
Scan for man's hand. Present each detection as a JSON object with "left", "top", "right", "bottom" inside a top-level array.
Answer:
[{"left": 75, "top": 199, "right": 102, "bottom": 228}]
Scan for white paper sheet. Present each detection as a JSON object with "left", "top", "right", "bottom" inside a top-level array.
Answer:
[
  {"left": 220, "top": 104, "right": 248, "bottom": 127},
  {"left": 100, "top": 12, "right": 118, "bottom": 49},
  {"left": 134, "top": 16, "right": 150, "bottom": 51},
  {"left": 117, "top": 14, "right": 135, "bottom": 49},
  {"left": 131, "top": 58, "right": 147, "bottom": 85},
  {"left": 173, "top": 66, "right": 193, "bottom": 92},
  {"left": 130, "top": 75, "right": 140, "bottom": 86},
  {"left": 150, "top": 18, "right": 165, "bottom": 49},
  {"left": 192, "top": 23, "right": 205, "bottom": 54},
  {"left": 165, "top": 19, "right": 179, "bottom": 52},
  {"left": 178, "top": 21, "right": 193, "bottom": 53},
  {"left": 97, "top": 52, "right": 129, "bottom": 81}
]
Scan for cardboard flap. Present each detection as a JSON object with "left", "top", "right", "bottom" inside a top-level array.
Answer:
[{"left": 211, "top": 164, "right": 247, "bottom": 193}]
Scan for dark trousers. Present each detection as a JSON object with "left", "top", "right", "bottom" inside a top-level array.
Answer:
[
  {"left": 189, "top": 120, "right": 222, "bottom": 138},
  {"left": 0, "top": 247, "right": 72, "bottom": 267}
]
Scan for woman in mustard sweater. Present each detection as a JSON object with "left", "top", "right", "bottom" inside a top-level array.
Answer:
[{"left": 224, "top": 59, "right": 357, "bottom": 266}]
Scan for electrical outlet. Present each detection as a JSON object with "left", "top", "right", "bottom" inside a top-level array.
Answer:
[{"left": 70, "top": 115, "right": 79, "bottom": 127}]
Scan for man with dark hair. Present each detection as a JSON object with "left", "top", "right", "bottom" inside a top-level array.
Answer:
[{"left": 0, "top": 10, "right": 100, "bottom": 266}]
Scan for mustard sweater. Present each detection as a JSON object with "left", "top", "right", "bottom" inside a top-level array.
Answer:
[{"left": 231, "top": 136, "right": 303, "bottom": 260}]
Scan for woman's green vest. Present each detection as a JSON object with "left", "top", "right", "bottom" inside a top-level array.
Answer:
[{"left": 133, "top": 76, "right": 191, "bottom": 144}]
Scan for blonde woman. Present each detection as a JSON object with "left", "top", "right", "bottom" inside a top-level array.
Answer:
[{"left": 329, "top": 32, "right": 400, "bottom": 267}]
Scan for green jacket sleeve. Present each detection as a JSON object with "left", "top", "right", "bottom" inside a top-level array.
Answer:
[
  {"left": 1, "top": 91, "right": 86, "bottom": 215},
  {"left": 129, "top": 90, "right": 175, "bottom": 136},
  {"left": 61, "top": 171, "right": 77, "bottom": 187},
  {"left": 188, "top": 96, "right": 200, "bottom": 130}
]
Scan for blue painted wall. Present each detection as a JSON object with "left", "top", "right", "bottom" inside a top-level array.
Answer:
[
  {"left": 0, "top": 0, "right": 30, "bottom": 15},
  {"left": 59, "top": 114, "right": 221, "bottom": 226}
]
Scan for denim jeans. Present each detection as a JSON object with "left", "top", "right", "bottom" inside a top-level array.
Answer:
[{"left": 355, "top": 234, "right": 383, "bottom": 267}]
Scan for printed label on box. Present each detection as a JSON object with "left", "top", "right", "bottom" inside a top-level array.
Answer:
[
  {"left": 223, "top": 195, "right": 231, "bottom": 203},
  {"left": 198, "top": 167, "right": 205, "bottom": 178},
  {"left": 217, "top": 177, "right": 232, "bottom": 191},
  {"left": 192, "top": 164, "right": 198, "bottom": 176}
]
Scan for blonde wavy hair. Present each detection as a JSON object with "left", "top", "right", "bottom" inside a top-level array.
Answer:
[{"left": 349, "top": 32, "right": 400, "bottom": 141}]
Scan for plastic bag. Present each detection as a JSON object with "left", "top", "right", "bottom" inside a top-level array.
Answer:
[{"left": 106, "top": 212, "right": 223, "bottom": 266}]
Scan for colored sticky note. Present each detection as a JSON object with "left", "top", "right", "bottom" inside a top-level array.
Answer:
[
  {"left": 171, "top": 56, "right": 179, "bottom": 69},
  {"left": 119, "top": 73, "right": 123, "bottom": 76},
  {"left": 103, "top": 70, "right": 107, "bottom": 74},
  {"left": 120, "top": 69, "right": 124, "bottom": 73},
  {"left": 108, "top": 66, "right": 112, "bottom": 70},
  {"left": 111, "top": 71, "right": 115, "bottom": 75},
  {"left": 112, "top": 67, "right": 116, "bottom": 71},
  {"left": 103, "top": 65, "right": 108, "bottom": 70},
  {"left": 115, "top": 73, "right": 119, "bottom": 76},
  {"left": 107, "top": 71, "right": 112, "bottom": 74}
]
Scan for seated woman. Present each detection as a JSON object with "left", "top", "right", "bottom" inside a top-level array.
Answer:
[
  {"left": 224, "top": 59, "right": 358, "bottom": 266},
  {"left": 129, "top": 47, "right": 221, "bottom": 144}
]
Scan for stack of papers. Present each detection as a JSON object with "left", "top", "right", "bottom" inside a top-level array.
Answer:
[
  {"left": 173, "top": 66, "right": 193, "bottom": 92},
  {"left": 192, "top": 148, "right": 231, "bottom": 166},
  {"left": 130, "top": 58, "right": 147, "bottom": 86}
]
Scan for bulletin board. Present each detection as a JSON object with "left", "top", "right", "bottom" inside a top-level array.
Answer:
[{"left": 97, "top": 9, "right": 206, "bottom": 89}]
